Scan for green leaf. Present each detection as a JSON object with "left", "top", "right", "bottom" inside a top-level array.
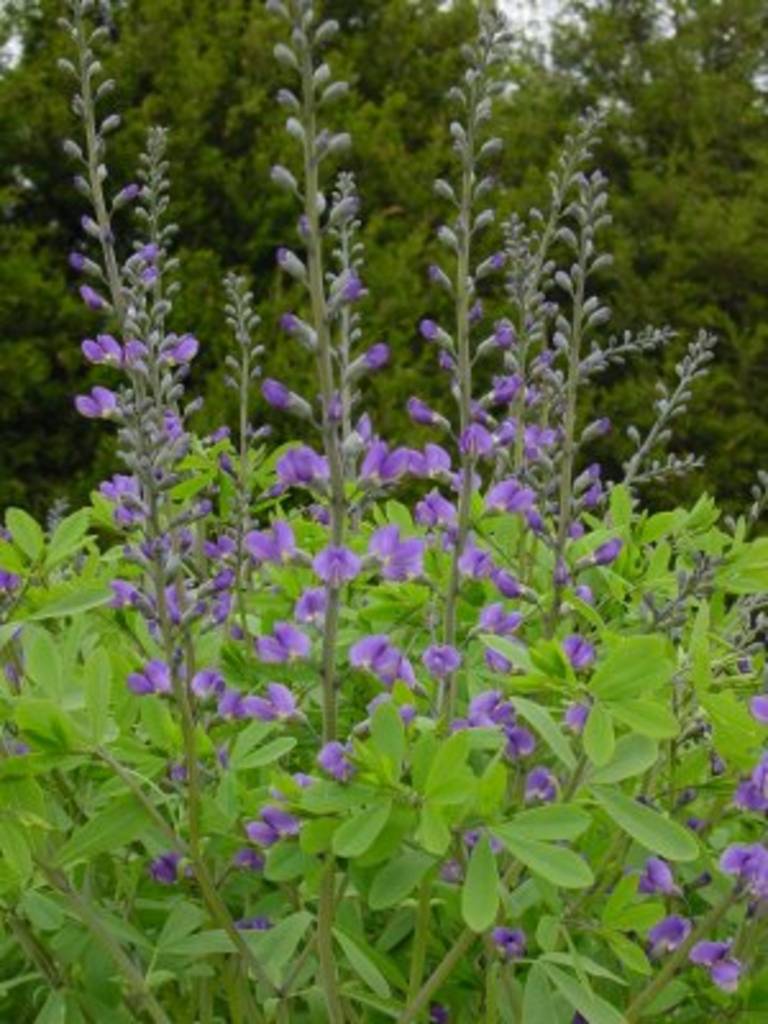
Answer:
[
  {"left": 15, "top": 699, "right": 80, "bottom": 753},
  {"left": 163, "top": 930, "right": 234, "bottom": 958},
  {"left": 57, "top": 796, "right": 150, "bottom": 866},
  {"left": 156, "top": 901, "right": 206, "bottom": 951},
  {"left": 588, "top": 735, "right": 659, "bottom": 785},
  {"left": 6, "top": 508, "right": 44, "bottom": 561},
  {"left": 513, "top": 696, "right": 576, "bottom": 771},
  {"left": 370, "top": 701, "right": 405, "bottom": 778},
  {"left": 247, "top": 911, "right": 312, "bottom": 982},
  {"left": 234, "top": 736, "right": 296, "bottom": 770},
  {"left": 28, "top": 585, "right": 112, "bottom": 621},
  {"left": 461, "top": 835, "right": 499, "bottom": 932},
  {"left": 334, "top": 929, "right": 391, "bottom": 998},
  {"left": 502, "top": 805, "right": 592, "bottom": 842},
  {"left": 522, "top": 963, "right": 558, "bottom": 1024},
  {"left": 45, "top": 510, "right": 92, "bottom": 568},
  {"left": 493, "top": 832, "right": 593, "bottom": 889},
  {"left": 543, "top": 964, "right": 627, "bottom": 1024},
  {"left": 263, "top": 843, "right": 315, "bottom": 882},
  {"left": 0, "top": 820, "right": 32, "bottom": 883},
  {"left": 229, "top": 721, "right": 273, "bottom": 769},
  {"left": 608, "top": 699, "right": 679, "bottom": 739},
  {"left": 583, "top": 703, "right": 615, "bottom": 766},
  {"left": 590, "top": 635, "right": 673, "bottom": 702},
  {"left": 369, "top": 851, "right": 434, "bottom": 910},
  {"left": 605, "top": 932, "right": 651, "bottom": 976},
  {"left": 22, "top": 626, "right": 63, "bottom": 699},
  {"left": 591, "top": 787, "right": 699, "bottom": 862},
  {"left": 84, "top": 647, "right": 111, "bottom": 744},
  {"left": 333, "top": 800, "right": 392, "bottom": 859},
  {"left": 416, "top": 802, "right": 452, "bottom": 855},
  {"left": 609, "top": 484, "right": 633, "bottom": 529},
  {"left": 717, "top": 538, "right": 768, "bottom": 594},
  {"left": 423, "top": 731, "right": 471, "bottom": 801},
  {"left": 700, "top": 691, "right": 761, "bottom": 770},
  {"left": 480, "top": 634, "right": 534, "bottom": 674}
]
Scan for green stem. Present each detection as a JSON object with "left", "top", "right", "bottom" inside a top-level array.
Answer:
[
  {"left": 440, "top": 83, "right": 475, "bottom": 727},
  {"left": 397, "top": 928, "right": 476, "bottom": 1024},
  {"left": 37, "top": 860, "right": 172, "bottom": 1024},
  {"left": 317, "top": 861, "right": 345, "bottom": 1024},
  {"left": 407, "top": 879, "right": 433, "bottom": 1003}
]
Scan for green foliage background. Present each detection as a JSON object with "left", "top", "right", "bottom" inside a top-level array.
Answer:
[{"left": 1, "top": 0, "right": 766, "bottom": 515}]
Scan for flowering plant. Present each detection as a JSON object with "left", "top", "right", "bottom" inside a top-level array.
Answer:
[{"left": 0, "top": 1, "right": 766, "bottom": 1022}]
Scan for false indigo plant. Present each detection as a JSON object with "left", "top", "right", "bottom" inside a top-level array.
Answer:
[{"left": 0, "top": 1, "right": 766, "bottom": 1022}]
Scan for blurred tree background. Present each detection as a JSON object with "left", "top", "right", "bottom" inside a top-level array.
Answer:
[{"left": 0, "top": 0, "right": 766, "bottom": 516}]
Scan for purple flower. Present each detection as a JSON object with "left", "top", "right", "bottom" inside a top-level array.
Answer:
[
  {"left": 733, "top": 753, "right": 768, "bottom": 813},
  {"left": 484, "top": 648, "right": 512, "bottom": 674},
  {"left": 262, "top": 378, "right": 291, "bottom": 410},
  {"left": 0, "top": 570, "right": 21, "bottom": 593},
  {"left": 368, "top": 525, "right": 425, "bottom": 581},
  {"left": 313, "top": 545, "right": 362, "bottom": 587},
  {"left": 257, "top": 623, "right": 311, "bottom": 663},
  {"left": 648, "top": 915, "right": 692, "bottom": 955},
  {"left": 564, "top": 702, "right": 590, "bottom": 735},
  {"left": 295, "top": 587, "right": 327, "bottom": 624},
  {"left": 407, "top": 397, "right": 443, "bottom": 427},
  {"left": 318, "top": 741, "right": 355, "bottom": 782},
  {"left": 638, "top": 857, "right": 679, "bottom": 895},
  {"left": 422, "top": 644, "right": 461, "bottom": 679},
  {"left": 245, "top": 520, "right": 296, "bottom": 566},
  {"left": 504, "top": 726, "right": 536, "bottom": 760},
  {"left": 690, "top": 940, "right": 742, "bottom": 992},
  {"left": 233, "top": 848, "right": 265, "bottom": 871},
  {"left": 478, "top": 604, "right": 522, "bottom": 636},
  {"left": 750, "top": 695, "right": 768, "bottom": 725},
  {"left": 459, "top": 423, "right": 494, "bottom": 457},
  {"left": 485, "top": 478, "right": 536, "bottom": 514},
  {"left": 79, "top": 284, "right": 107, "bottom": 310},
  {"left": 574, "top": 584, "right": 594, "bottom": 605},
  {"left": 491, "top": 375, "right": 522, "bottom": 405},
  {"left": 420, "top": 319, "right": 440, "bottom": 342},
  {"left": 467, "top": 690, "right": 515, "bottom": 729},
  {"left": 276, "top": 446, "right": 329, "bottom": 488},
  {"left": 246, "top": 805, "right": 301, "bottom": 846},
  {"left": 127, "top": 660, "right": 172, "bottom": 696},
  {"left": 494, "top": 320, "right": 515, "bottom": 348},
  {"left": 360, "top": 441, "right": 410, "bottom": 484},
  {"left": 236, "top": 916, "right": 272, "bottom": 931},
  {"left": 162, "top": 333, "right": 199, "bottom": 365},
  {"left": 350, "top": 635, "right": 416, "bottom": 688},
  {"left": 525, "top": 767, "right": 557, "bottom": 803},
  {"left": 364, "top": 343, "right": 390, "bottom": 370},
  {"left": 594, "top": 538, "right": 623, "bottom": 566},
  {"left": 458, "top": 541, "right": 494, "bottom": 579},
  {"left": 191, "top": 668, "right": 226, "bottom": 699},
  {"left": 242, "top": 682, "right": 300, "bottom": 722},
  {"left": 75, "top": 386, "right": 118, "bottom": 419},
  {"left": 719, "top": 843, "right": 768, "bottom": 898},
  {"left": 491, "top": 927, "right": 526, "bottom": 960},
  {"left": 149, "top": 851, "right": 181, "bottom": 885},
  {"left": 492, "top": 569, "right": 522, "bottom": 599},
  {"left": 415, "top": 490, "right": 456, "bottom": 528},
  {"left": 429, "top": 1005, "right": 449, "bottom": 1024},
  {"left": 81, "top": 333, "right": 122, "bottom": 365},
  {"left": 562, "top": 634, "right": 595, "bottom": 671}
]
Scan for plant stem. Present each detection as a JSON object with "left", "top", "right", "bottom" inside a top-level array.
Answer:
[
  {"left": 407, "top": 878, "right": 433, "bottom": 1003},
  {"left": 397, "top": 928, "right": 476, "bottom": 1024},
  {"left": 36, "top": 860, "right": 173, "bottom": 1024},
  {"left": 317, "top": 860, "right": 345, "bottom": 1024},
  {"left": 440, "top": 82, "right": 475, "bottom": 728},
  {"left": 97, "top": 748, "right": 184, "bottom": 852},
  {"left": 298, "top": 37, "right": 346, "bottom": 1023},
  {"left": 624, "top": 889, "right": 738, "bottom": 1022}
]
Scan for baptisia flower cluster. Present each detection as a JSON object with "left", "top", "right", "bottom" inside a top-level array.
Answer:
[{"left": 5, "top": 3, "right": 760, "bottom": 1024}]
